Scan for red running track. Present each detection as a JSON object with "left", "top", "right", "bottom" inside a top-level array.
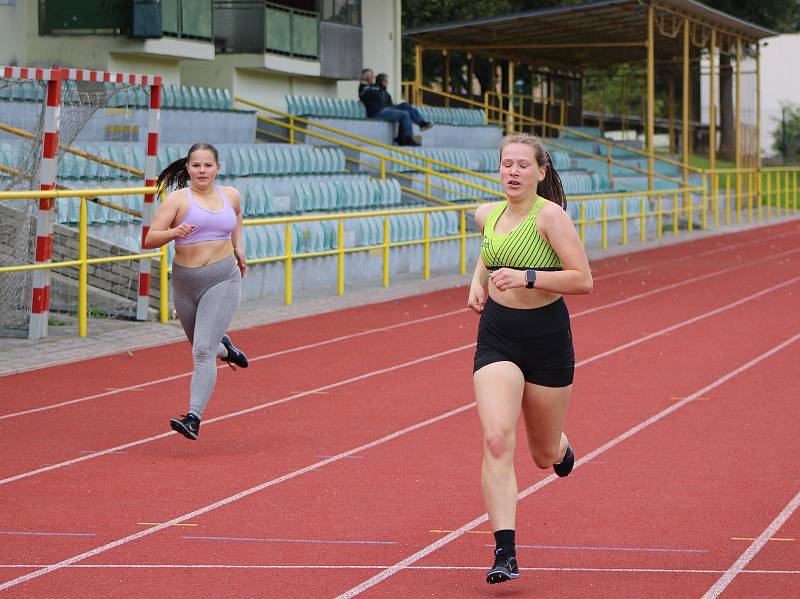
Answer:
[{"left": 1, "top": 220, "right": 799, "bottom": 598}]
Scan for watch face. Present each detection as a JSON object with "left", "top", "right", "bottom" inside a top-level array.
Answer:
[{"left": 526, "top": 270, "right": 535, "bottom": 284}]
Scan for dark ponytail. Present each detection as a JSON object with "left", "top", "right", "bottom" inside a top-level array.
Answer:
[
  {"left": 155, "top": 142, "right": 219, "bottom": 194},
  {"left": 538, "top": 151, "right": 567, "bottom": 210},
  {"left": 499, "top": 133, "right": 567, "bottom": 210}
]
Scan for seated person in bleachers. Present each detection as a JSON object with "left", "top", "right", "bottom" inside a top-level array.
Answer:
[
  {"left": 358, "top": 68, "right": 375, "bottom": 101},
  {"left": 360, "top": 73, "right": 432, "bottom": 147}
]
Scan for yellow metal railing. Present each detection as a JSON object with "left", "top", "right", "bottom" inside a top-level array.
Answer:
[
  {"left": 405, "top": 84, "right": 693, "bottom": 187},
  {"left": 235, "top": 96, "right": 505, "bottom": 205},
  {"left": 0, "top": 186, "right": 167, "bottom": 337},
  {"left": 242, "top": 205, "right": 480, "bottom": 305}
]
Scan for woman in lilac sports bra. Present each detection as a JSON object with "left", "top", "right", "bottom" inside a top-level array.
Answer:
[{"left": 144, "top": 142, "right": 249, "bottom": 441}]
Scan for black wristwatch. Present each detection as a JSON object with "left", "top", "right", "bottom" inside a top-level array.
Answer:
[{"left": 525, "top": 269, "right": 537, "bottom": 289}]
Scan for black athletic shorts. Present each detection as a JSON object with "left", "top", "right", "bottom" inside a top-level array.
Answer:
[{"left": 473, "top": 296, "right": 575, "bottom": 387}]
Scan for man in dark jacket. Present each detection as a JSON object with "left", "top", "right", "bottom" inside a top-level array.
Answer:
[{"left": 360, "top": 73, "right": 431, "bottom": 146}]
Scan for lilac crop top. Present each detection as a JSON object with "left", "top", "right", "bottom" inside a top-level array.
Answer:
[{"left": 174, "top": 186, "right": 237, "bottom": 245}]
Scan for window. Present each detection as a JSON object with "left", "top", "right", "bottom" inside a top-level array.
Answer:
[{"left": 321, "top": 0, "right": 360, "bottom": 26}]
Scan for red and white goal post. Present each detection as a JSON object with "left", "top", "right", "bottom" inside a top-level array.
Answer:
[{"left": 0, "top": 66, "right": 162, "bottom": 339}]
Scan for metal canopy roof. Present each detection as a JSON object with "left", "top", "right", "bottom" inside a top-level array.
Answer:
[{"left": 404, "top": 0, "right": 775, "bottom": 70}]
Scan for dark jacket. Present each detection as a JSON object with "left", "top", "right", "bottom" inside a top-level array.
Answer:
[{"left": 360, "top": 84, "right": 393, "bottom": 118}]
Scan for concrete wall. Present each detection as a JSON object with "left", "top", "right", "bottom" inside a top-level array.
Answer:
[
  {"left": 361, "top": 0, "right": 403, "bottom": 100},
  {"left": 2, "top": 1, "right": 403, "bottom": 113}
]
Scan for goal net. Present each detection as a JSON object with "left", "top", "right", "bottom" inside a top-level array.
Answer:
[{"left": 0, "top": 67, "right": 161, "bottom": 338}]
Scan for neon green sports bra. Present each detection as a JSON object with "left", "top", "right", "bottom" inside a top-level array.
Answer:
[{"left": 480, "top": 196, "right": 563, "bottom": 271}]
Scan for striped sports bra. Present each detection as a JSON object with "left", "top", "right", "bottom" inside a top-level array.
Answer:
[
  {"left": 480, "top": 196, "right": 563, "bottom": 271},
  {"left": 174, "top": 186, "right": 237, "bottom": 245}
]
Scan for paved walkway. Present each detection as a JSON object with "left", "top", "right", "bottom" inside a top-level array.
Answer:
[{"left": 2, "top": 214, "right": 796, "bottom": 377}]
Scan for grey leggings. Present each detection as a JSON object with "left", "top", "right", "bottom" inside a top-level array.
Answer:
[{"left": 172, "top": 255, "right": 241, "bottom": 418}]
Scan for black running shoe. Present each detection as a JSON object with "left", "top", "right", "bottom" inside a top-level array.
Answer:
[
  {"left": 221, "top": 334, "right": 248, "bottom": 369},
  {"left": 553, "top": 445, "right": 574, "bottom": 477},
  {"left": 170, "top": 413, "right": 200, "bottom": 440},
  {"left": 420, "top": 121, "right": 434, "bottom": 131},
  {"left": 486, "top": 548, "right": 519, "bottom": 584}
]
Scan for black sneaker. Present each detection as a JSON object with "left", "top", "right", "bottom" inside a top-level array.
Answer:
[
  {"left": 420, "top": 121, "right": 433, "bottom": 131},
  {"left": 486, "top": 548, "right": 519, "bottom": 584},
  {"left": 170, "top": 413, "right": 200, "bottom": 440},
  {"left": 553, "top": 445, "right": 574, "bottom": 477},
  {"left": 221, "top": 334, "right": 248, "bottom": 369}
]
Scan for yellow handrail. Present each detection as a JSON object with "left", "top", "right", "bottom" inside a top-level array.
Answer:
[
  {"left": 410, "top": 83, "right": 704, "bottom": 177},
  {"left": 0, "top": 186, "right": 166, "bottom": 337}
]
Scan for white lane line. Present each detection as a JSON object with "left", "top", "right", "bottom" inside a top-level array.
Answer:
[
  {"left": 574, "top": 246, "right": 800, "bottom": 319},
  {"left": 334, "top": 331, "right": 800, "bottom": 598},
  {"left": 0, "top": 344, "right": 473, "bottom": 487},
  {"left": 0, "top": 564, "right": 798, "bottom": 575},
  {"left": 702, "top": 488, "right": 800, "bottom": 599},
  {"left": 0, "top": 309, "right": 466, "bottom": 421},
  {"left": 591, "top": 226, "right": 800, "bottom": 282},
  {"left": 3, "top": 316, "right": 800, "bottom": 592},
  {"left": 4, "top": 241, "right": 798, "bottom": 424},
  {"left": 0, "top": 402, "right": 476, "bottom": 591},
  {"left": 3, "top": 273, "right": 800, "bottom": 490}
]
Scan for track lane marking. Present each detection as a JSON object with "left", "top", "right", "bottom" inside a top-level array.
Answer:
[
  {"left": 3, "top": 274, "right": 800, "bottom": 490},
  {"left": 335, "top": 330, "right": 800, "bottom": 598},
  {"left": 703, "top": 489, "right": 800, "bottom": 598},
  {"left": 3, "top": 243, "right": 799, "bottom": 423},
  {"left": 2, "top": 297, "right": 800, "bottom": 591}
]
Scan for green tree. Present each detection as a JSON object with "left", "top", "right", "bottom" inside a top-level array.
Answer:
[{"left": 772, "top": 102, "right": 800, "bottom": 163}]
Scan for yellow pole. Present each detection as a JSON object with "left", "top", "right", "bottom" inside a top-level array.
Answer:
[
  {"left": 756, "top": 43, "right": 762, "bottom": 212},
  {"left": 601, "top": 200, "right": 607, "bottom": 249},
  {"left": 673, "top": 191, "right": 679, "bottom": 235},
  {"left": 621, "top": 198, "right": 628, "bottom": 246},
  {"left": 423, "top": 213, "right": 430, "bottom": 279},
  {"left": 765, "top": 171, "right": 770, "bottom": 218},
  {"left": 78, "top": 196, "right": 88, "bottom": 338},
  {"left": 657, "top": 193, "right": 663, "bottom": 238},
  {"left": 415, "top": 44, "right": 423, "bottom": 106},
  {"left": 507, "top": 60, "right": 515, "bottom": 133},
  {"left": 284, "top": 223, "right": 292, "bottom": 305},
  {"left": 159, "top": 242, "right": 168, "bottom": 323},
  {"left": 646, "top": 4, "right": 655, "bottom": 195},
  {"left": 337, "top": 219, "right": 345, "bottom": 295},
  {"left": 682, "top": 18, "right": 691, "bottom": 218},
  {"left": 383, "top": 216, "right": 390, "bottom": 287},
  {"left": 289, "top": 116, "right": 295, "bottom": 145},
  {"left": 701, "top": 175, "right": 707, "bottom": 230},
  {"left": 668, "top": 73, "right": 676, "bottom": 152},
  {"left": 467, "top": 53, "right": 474, "bottom": 102},
  {"left": 726, "top": 173, "right": 732, "bottom": 224},
  {"left": 459, "top": 209, "right": 466, "bottom": 274},
  {"left": 709, "top": 29, "right": 716, "bottom": 173},
  {"left": 640, "top": 194, "right": 646, "bottom": 242},
  {"left": 735, "top": 38, "right": 742, "bottom": 221},
  {"left": 443, "top": 50, "right": 450, "bottom": 108}
]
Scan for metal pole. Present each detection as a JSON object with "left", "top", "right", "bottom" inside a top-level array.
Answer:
[
  {"left": 507, "top": 60, "right": 515, "bottom": 133},
  {"left": 415, "top": 43, "right": 423, "bottom": 106},
  {"left": 735, "top": 38, "right": 742, "bottom": 217},
  {"left": 709, "top": 29, "right": 716, "bottom": 173},
  {"left": 682, "top": 18, "right": 691, "bottom": 218},
  {"left": 756, "top": 43, "right": 762, "bottom": 210},
  {"left": 78, "top": 196, "right": 88, "bottom": 338},
  {"left": 443, "top": 49, "right": 450, "bottom": 108},
  {"left": 646, "top": 4, "right": 655, "bottom": 195}
]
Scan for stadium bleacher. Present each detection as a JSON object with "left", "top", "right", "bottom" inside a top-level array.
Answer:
[{"left": 0, "top": 84, "right": 699, "bottom": 303}]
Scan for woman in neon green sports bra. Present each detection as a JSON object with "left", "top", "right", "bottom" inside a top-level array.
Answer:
[{"left": 467, "top": 133, "right": 593, "bottom": 585}]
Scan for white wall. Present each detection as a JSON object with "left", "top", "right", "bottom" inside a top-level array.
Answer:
[
  {"left": 361, "top": 0, "right": 403, "bottom": 100},
  {"left": 759, "top": 34, "right": 800, "bottom": 158},
  {"left": 700, "top": 34, "right": 800, "bottom": 158},
  {"left": 0, "top": 1, "right": 27, "bottom": 66}
]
